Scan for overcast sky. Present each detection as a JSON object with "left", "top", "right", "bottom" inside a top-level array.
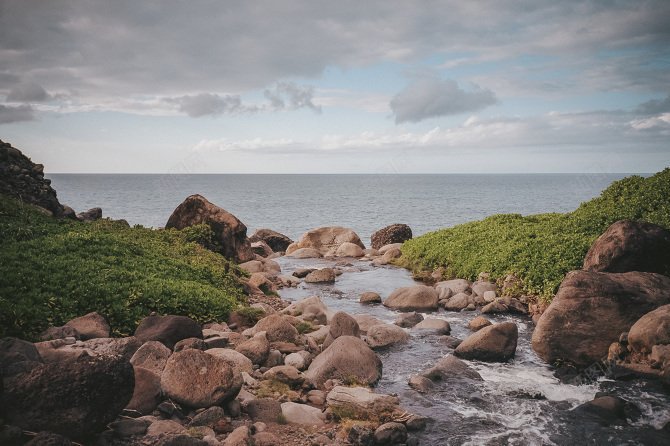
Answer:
[{"left": 1, "top": 0, "right": 669, "bottom": 173}]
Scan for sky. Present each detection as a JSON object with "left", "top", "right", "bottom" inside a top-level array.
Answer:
[{"left": 0, "top": 0, "right": 669, "bottom": 173}]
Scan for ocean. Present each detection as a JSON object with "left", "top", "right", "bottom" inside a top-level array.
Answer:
[{"left": 49, "top": 173, "right": 631, "bottom": 242}]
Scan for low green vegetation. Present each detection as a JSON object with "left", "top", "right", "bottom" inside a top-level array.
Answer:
[
  {"left": 0, "top": 195, "right": 248, "bottom": 340},
  {"left": 400, "top": 168, "right": 670, "bottom": 299}
]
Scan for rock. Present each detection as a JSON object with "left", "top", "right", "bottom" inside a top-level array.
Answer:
[
  {"left": 502, "top": 297, "right": 528, "bottom": 314},
  {"left": 239, "top": 260, "right": 264, "bottom": 274},
  {"left": 250, "top": 240, "right": 274, "bottom": 257},
  {"left": 293, "top": 268, "right": 316, "bottom": 278},
  {"left": 3, "top": 355, "right": 134, "bottom": 439},
  {"left": 64, "top": 312, "right": 110, "bottom": 340},
  {"left": 130, "top": 340, "right": 172, "bottom": 374},
  {"left": 412, "top": 318, "right": 451, "bottom": 335},
  {"left": 125, "top": 366, "right": 162, "bottom": 415},
  {"left": 378, "top": 243, "right": 403, "bottom": 255},
  {"left": 360, "top": 292, "right": 382, "bottom": 304},
  {"left": 252, "top": 314, "right": 299, "bottom": 343},
  {"left": 371, "top": 224, "right": 412, "bottom": 250},
  {"left": 40, "top": 325, "right": 80, "bottom": 341},
  {"left": 408, "top": 374, "right": 434, "bottom": 392},
  {"left": 174, "top": 337, "right": 208, "bottom": 352},
  {"left": 354, "top": 315, "right": 386, "bottom": 334},
  {"left": 161, "top": 349, "right": 241, "bottom": 408},
  {"left": 77, "top": 207, "right": 102, "bottom": 222},
  {"left": 326, "top": 386, "right": 399, "bottom": 417},
  {"left": 253, "top": 431, "right": 281, "bottom": 446},
  {"left": 24, "top": 432, "right": 72, "bottom": 446},
  {"left": 285, "top": 247, "right": 323, "bottom": 258},
  {"left": 420, "top": 355, "right": 483, "bottom": 382},
  {"left": 329, "top": 311, "right": 360, "bottom": 339},
  {"left": 372, "top": 248, "right": 402, "bottom": 266},
  {"left": 583, "top": 220, "right": 670, "bottom": 275},
  {"left": 235, "top": 332, "right": 270, "bottom": 365},
  {"left": 435, "top": 279, "right": 471, "bottom": 296},
  {"left": 531, "top": 270, "right": 670, "bottom": 366},
  {"left": 134, "top": 315, "right": 202, "bottom": 350},
  {"left": 483, "top": 290, "right": 497, "bottom": 303},
  {"left": 165, "top": 194, "right": 254, "bottom": 262},
  {"left": 282, "top": 295, "right": 329, "bottom": 325},
  {"left": 0, "top": 337, "right": 42, "bottom": 376},
  {"left": 374, "top": 422, "right": 407, "bottom": 445},
  {"left": 146, "top": 419, "right": 185, "bottom": 437},
  {"left": 207, "top": 348, "right": 254, "bottom": 375},
  {"left": 650, "top": 344, "right": 670, "bottom": 369},
  {"left": 394, "top": 312, "right": 423, "bottom": 328},
  {"left": 249, "top": 228, "right": 294, "bottom": 253},
  {"left": 285, "top": 352, "right": 307, "bottom": 370},
  {"left": 305, "top": 336, "right": 382, "bottom": 388},
  {"left": 280, "top": 402, "right": 325, "bottom": 425},
  {"left": 471, "top": 281, "right": 496, "bottom": 297},
  {"left": 244, "top": 398, "right": 283, "bottom": 422},
  {"left": 263, "top": 365, "right": 306, "bottom": 387},
  {"left": 287, "top": 226, "right": 365, "bottom": 256},
  {"left": 574, "top": 395, "right": 639, "bottom": 425},
  {"left": 455, "top": 322, "right": 518, "bottom": 362},
  {"left": 190, "top": 406, "right": 226, "bottom": 427},
  {"left": 366, "top": 324, "right": 410, "bottom": 349},
  {"left": 468, "top": 316, "right": 492, "bottom": 331},
  {"left": 304, "top": 268, "right": 337, "bottom": 283},
  {"left": 383, "top": 285, "right": 439, "bottom": 312},
  {"left": 628, "top": 304, "right": 670, "bottom": 353},
  {"left": 335, "top": 242, "right": 365, "bottom": 257},
  {"left": 439, "top": 335, "right": 463, "bottom": 349},
  {"left": 481, "top": 300, "right": 508, "bottom": 314},
  {"left": 443, "top": 292, "right": 470, "bottom": 311},
  {"left": 348, "top": 424, "right": 375, "bottom": 446},
  {"left": 110, "top": 418, "right": 150, "bottom": 437},
  {"left": 222, "top": 425, "right": 250, "bottom": 446}
]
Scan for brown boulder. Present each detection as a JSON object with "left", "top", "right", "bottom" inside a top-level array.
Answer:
[
  {"left": 160, "top": 349, "right": 242, "bottom": 408},
  {"left": 252, "top": 314, "right": 299, "bottom": 343},
  {"left": 628, "top": 304, "right": 670, "bottom": 353},
  {"left": 583, "top": 220, "right": 670, "bottom": 275},
  {"left": 134, "top": 315, "right": 202, "bottom": 349},
  {"left": 249, "top": 228, "right": 294, "bottom": 253},
  {"left": 305, "top": 336, "right": 382, "bottom": 387},
  {"left": 235, "top": 331, "right": 270, "bottom": 365},
  {"left": 3, "top": 355, "right": 134, "bottom": 439},
  {"left": 165, "top": 194, "right": 254, "bottom": 262},
  {"left": 531, "top": 270, "right": 670, "bottom": 366},
  {"left": 365, "top": 323, "right": 410, "bottom": 349},
  {"left": 286, "top": 226, "right": 365, "bottom": 256},
  {"left": 370, "top": 224, "right": 412, "bottom": 250},
  {"left": 125, "top": 366, "right": 163, "bottom": 414},
  {"left": 304, "top": 268, "right": 336, "bottom": 283},
  {"left": 0, "top": 337, "right": 42, "bottom": 377},
  {"left": 455, "top": 322, "right": 518, "bottom": 362},
  {"left": 384, "top": 285, "right": 439, "bottom": 312},
  {"left": 130, "top": 340, "right": 172, "bottom": 374},
  {"left": 65, "top": 312, "right": 110, "bottom": 340}
]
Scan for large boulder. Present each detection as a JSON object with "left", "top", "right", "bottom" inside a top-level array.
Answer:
[
  {"left": 249, "top": 228, "right": 294, "bottom": 253},
  {"left": 383, "top": 285, "right": 439, "bottom": 312},
  {"left": 305, "top": 336, "right": 382, "bottom": 388},
  {"left": 130, "top": 340, "right": 172, "bottom": 374},
  {"left": 235, "top": 331, "right": 270, "bottom": 365},
  {"left": 134, "top": 315, "right": 203, "bottom": 350},
  {"left": 280, "top": 402, "right": 326, "bottom": 426},
  {"left": 455, "top": 322, "right": 518, "bottom": 362},
  {"left": 286, "top": 226, "right": 365, "bottom": 256},
  {"left": 628, "top": 304, "right": 670, "bottom": 353},
  {"left": 206, "top": 348, "right": 254, "bottom": 375},
  {"left": 251, "top": 314, "right": 299, "bottom": 343},
  {"left": 335, "top": 242, "right": 365, "bottom": 258},
  {"left": 165, "top": 194, "right": 254, "bottom": 262},
  {"left": 366, "top": 324, "right": 410, "bottom": 349},
  {"left": 583, "top": 220, "right": 670, "bottom": 275},
  {"left": 160, "top": 349, "right": 242, "bottom": 408},
  {"left": 0, "top": 337, "right": 43, "bottom": 377},
  {"left": 420, "top": 354, "right": 482, "bottom": 382},
  {"left": 370, "top": 224, "right": 412, "bottom": 250},
  {"left": 64, "top": 312, "right": 110, "bottom": 340},
  {"left": 125, "top": 366, "right": 162, "bottom": 415},
  {"left": 3, "top": 355, "right": 135, "bottom": 439},
  {"left": 304, "top": 268, "right": 336, "bottom": 283},
  {"left": 531, "top": 271, "right": 670, "bottom": 366}
]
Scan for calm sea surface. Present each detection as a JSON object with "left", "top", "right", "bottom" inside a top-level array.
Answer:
[{"left": 49, "top": 174, "right": 632, "bottom": 241}]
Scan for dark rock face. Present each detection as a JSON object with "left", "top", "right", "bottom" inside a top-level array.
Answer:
[
  {"left": 3, "top": 355, "right": 135, "bottom": 440},
  {"left": 573, "top": 395, "right": 640, "bottom": 426},
  {"left": 0, "top": 337, "right": 43, "bottom": 377},
  {"left": 583, "top": 220, "right": 670, "bottom": 275},
  {"left": 0, "top": 140, "right": 65, "bottom": 217},
  {"left": 249, "top": 228, "right": 294, "bottom": 253},
  {"left": 531, "top": 270, "right": 670, "bottom": 366},
  {"left": 76, "top": 207, "right": 102, "bottom": 222},
  {"left": 370, "top": 224, "right": 413, "bottom": 250},
  {"left": 165, "top": 194, "right": 254, "bottom": 263},
  {"left": 134, "top": 315, "right": 203, "bottom": 350}
]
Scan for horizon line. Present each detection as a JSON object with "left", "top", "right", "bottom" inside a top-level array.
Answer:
[{"left": 47, "top": 171, "right": 651, "bottom": 175}]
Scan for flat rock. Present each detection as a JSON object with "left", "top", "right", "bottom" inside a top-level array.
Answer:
[{"left": 280, "top": 402, "right": 325, "bottom": 425}]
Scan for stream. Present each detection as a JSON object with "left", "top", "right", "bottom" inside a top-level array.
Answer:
[{"left": 276, "top": 256, "right": 670, "bottom": 446}]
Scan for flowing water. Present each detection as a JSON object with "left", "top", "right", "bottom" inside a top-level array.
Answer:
[{"left": 276, "top": 256, "right": 670, "bottom": 446}]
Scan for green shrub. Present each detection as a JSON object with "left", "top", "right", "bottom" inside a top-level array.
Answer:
[
  {"left": 400, "top": 168, "right": 670, "bottom": 300},
  {"left": 0, "top": 195, "right": 247, "bottom": 339}
]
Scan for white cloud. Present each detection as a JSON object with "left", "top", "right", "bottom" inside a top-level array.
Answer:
[{"left": 390, "top": 77, "right": 497, "bottom": 123}]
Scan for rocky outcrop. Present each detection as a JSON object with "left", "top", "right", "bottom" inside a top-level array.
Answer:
[
  {"left": 134, "top": 315, "right": 203, "bottom": 349},
  {"left": 383, "top": 285, "right": 439, "bottom": 312},
  {"left": 455, "top": 322, "right": 518, "bottom": 362},
  {"left": 3, "top": 355, "right": 135, "bottom": 439},
  {"left": 583, "top": 220, "right": 670, "bottom": 275},
  {"left": 532, "top": 270, "right": 670, "bottom": 366},
  {"left": 249, "top": 228, "right": 294, "bottom": 253},
  {"left": 370, "top": 224, "right": 412, "bottom": 250},
  {"left": 165, "top": 194, "right": 254, "bottom": 263},
  {"left": 286, "top": 226, "right": 365, "bottom": 256},
  {"left": 0, "top": 140, "right": 66, "bottom": 217},
  {"left": 305, "top": 336, "right": 382, "bottom": 387}
]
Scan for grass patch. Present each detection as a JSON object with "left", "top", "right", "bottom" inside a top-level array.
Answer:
[
  {"left": 0, "top": 195, "right": 248, "bottom": 339},
  {"left": 400, "top": 169, "right": 670, "bottom": 299}
]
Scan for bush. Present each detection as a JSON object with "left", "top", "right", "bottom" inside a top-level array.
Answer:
[
  {"left": 0, "top": 195, "right": 247, "bottom": 339},
  {"left": 400, "top": 168, "right": 670, "bottom": 299}
]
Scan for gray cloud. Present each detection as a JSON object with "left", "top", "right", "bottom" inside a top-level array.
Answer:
[
  {"left": 264, "top": 82, "right": 321, "bottom": 113},
  {"left": 636, "top": 94, "right": 670, "bottom": 115},
  {"left": 166, "top": 93, "right": 255, "bottom": 117},
  {"left": 0, "top": 104, "right": 35, "bottom": 124},
  {"left": 390, "top": 77, "right": 497, "bottom": 123},
  {"left": 6, "top": 81, "right": 51, "bottom": 102}
]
